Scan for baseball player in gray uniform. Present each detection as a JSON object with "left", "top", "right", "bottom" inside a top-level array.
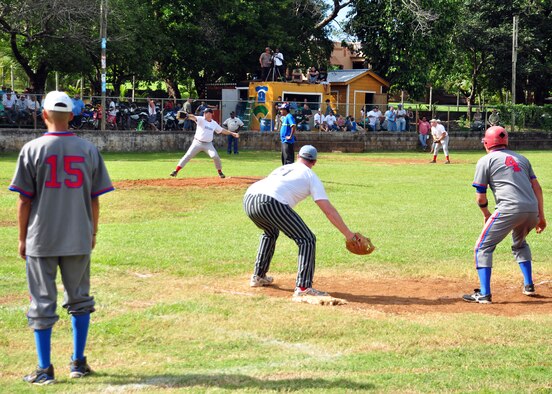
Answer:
[
  {"left": 170, "top": 108, "right": 239, "bottom": 179},
  {"left": 243, "top": 145, "right": 357, "bottom": 297},
  {"left": 463, "top": 126, "right": 546, "bottom": 304},
  {"left": 9, "top": 91, "right": 114, "bottom": 384}
]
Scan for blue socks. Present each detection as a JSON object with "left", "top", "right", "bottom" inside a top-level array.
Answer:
[
  {"left": 34, "top": 328, "right": 52, "bottom": 369},
  {"left": 477, "top": 267, "right": 492, "bottom": 296},
  {"left": 71, "top": 313, "right": 90, "bottom": 361},
  {"left": 519, "top": 261, "right": 533, "bottom": 286}
]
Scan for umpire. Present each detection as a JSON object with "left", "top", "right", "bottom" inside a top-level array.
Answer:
[{"left": 244, "top": 145, "right": 356, "bottom": 298}]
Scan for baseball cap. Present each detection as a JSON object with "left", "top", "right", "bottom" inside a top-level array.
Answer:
[
  {"left": 430, "top": 118, "right": 440, "bottom": 123},
  {"left": 203, "top": 108, "right": 213, "bottom": 114},
  {"left": 279, "top": 103, "right": 290, "bottom": 111},
  {"left": 299, "top": 145, "right": 318, "bottom": 161},
  {"left": 43, "top": 91, "right": 73, "bottom": 113}
]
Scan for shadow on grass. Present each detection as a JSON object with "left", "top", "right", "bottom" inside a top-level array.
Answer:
[{"left": 93, "top": 373, "right": 375, "bottom": 391}]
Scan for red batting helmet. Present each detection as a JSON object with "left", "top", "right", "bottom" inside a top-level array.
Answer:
[{"left": 483, "top": 126, "right": 508, "bottom": 149}]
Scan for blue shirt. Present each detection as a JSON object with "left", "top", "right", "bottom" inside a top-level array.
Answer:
[
  {"left": 72, "top": 98, "right": 85, "bottom": 115},
  {"left": 280, "top": 113, "right": 296, "bottom": 144}
]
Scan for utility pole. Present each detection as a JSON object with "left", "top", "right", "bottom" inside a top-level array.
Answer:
[
  {"left": 100, "top": 0, "right": 108, "bottom": 131},
  {"left": 511, "top": 15, "right": 518, "bottom": 133}
]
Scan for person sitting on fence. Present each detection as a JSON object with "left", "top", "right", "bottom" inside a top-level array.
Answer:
[
  {"left": 292, "top": 68, "right": 303, "bottom": 83},
  {"left": 488, "top": 109, "right": 500, "bottom": 126},
  {"left": 313, "top": 108, "right": 325, "bottom": 131},
  {"left": 2, "top": 91, "right": 17, "bottom": 124},
  {"left": 336, "top": 114, "right": 346, "bottom": 131},
  {"left": 308, "top": 67, "right": 319, "bottom": 83},
  {"left": 325, "top": 112, "right": 338, "bottom": 131},
  {"left": 396, "top": 104, "right": 407, "bottom": 131}
]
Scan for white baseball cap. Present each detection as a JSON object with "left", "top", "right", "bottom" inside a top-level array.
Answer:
[{"left": 43, "top": 91, "right": 73, "bottom": 113}]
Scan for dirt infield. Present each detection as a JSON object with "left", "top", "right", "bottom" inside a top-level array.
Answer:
[
  {"left": 114, "top": 176, "right": 262, "bottom": 190},
  {"left": 216, "top": 275, "right": 552, "bottom": 317}
]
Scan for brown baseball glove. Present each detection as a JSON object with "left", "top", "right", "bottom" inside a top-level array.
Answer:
[{"left": 346, "top": 233, "right": 376, "bottom": 255}]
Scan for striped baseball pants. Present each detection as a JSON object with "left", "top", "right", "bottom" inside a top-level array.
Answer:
[
  {"left": 474, "top": 211, "right": 538, "bottom": 268},
  {"left": 243, "top": 193, "right": 316, "bottom": 288}
]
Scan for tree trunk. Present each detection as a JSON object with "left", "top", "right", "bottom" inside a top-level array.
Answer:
[
  {"left": 194, "top": 74, "right": 207, "bottom": 99},
  {"left": 165, "top": 78, "right": 181, "bottom": 99}
]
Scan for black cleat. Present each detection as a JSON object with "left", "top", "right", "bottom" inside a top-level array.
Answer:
[{"left": 463, "top": 289, "right": 492, "bottom": 304}]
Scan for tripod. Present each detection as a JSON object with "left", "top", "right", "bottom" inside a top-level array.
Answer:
[{"left": 268, "top": 53, "right": 284, "bottom": 82}]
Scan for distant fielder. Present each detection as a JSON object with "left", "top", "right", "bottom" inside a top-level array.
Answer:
[
  {"left": 9, "top": 91, "right": 114, "bottom": 384},
  {"left": 429, "top": 119, "right": 450, "bottom": 164},
  {"left": 463, "top": 126, "right": 546, "bottom": 304},
  {"left": 243, "top": 145, "right": 365, "bottom": 298},
  {"left": 170, "top": 108, "right": 239, "bottom": 179}
]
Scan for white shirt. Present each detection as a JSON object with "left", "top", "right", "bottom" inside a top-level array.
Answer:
[
  {"left": 194, "top": 116, "right": 223, "bottom": 142},
  {"left": 16, "top": 98, "right": 27, "bottom": 110},
  {"left": 26, "top": 98, "right": 39, "bottom": 111},
  {"left": 325, "top": 114, "right": 336, "bottom": 126},
  {"left": 2, "top": 94, "right": 16, "bottom": 109},
  {"left": 246, "top": 162, "right": 328, "bottom": 208},
  {"left": 273, "top": 52, "right": 284, "bottom": 67},
  {"left": 223, "top": 116, "right": 244, "bottom": 132},
  {"left": 396, "top": 109, "right": 406, "bottom": 117},
  {"left": 366, "top": 110, "right": 379, "bottom": 126},
  {"left": 314, "top": 112, "right": 324, "bottom": 125},
  {"left": 431, "top": 123, "right": 447, "bottom": 140}
]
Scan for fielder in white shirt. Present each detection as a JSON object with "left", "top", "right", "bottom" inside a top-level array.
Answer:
[
  {"left": 430, "top": 119, "right": 451, "bottom": 164},
  {"left": 244, "top": 145, "right": 358, "bottom": 298}
]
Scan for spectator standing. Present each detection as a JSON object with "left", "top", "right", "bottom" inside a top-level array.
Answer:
[
  {"left": 183, "top": 98, "right": 194, "bottom": 131},
  {"left": 405, "top": 107, "right": 414, "bottom": 131},
  {"left": 324, "top": 99, "right": 334, "bottom": 116},
  {"left": 9, "top": 91, "right": 114, "bottom": 385},
  {"left": 279, "top": 103, "right": 296, "bottom": 165},
  {"left": 418, "top": 116, "right": 430, "bottom": 150},
  {"left": 384, "top": 106, "right": 397, "bottom": 131},
  {"left": 273, "top": 96, "right": 283, "bottom": 132},
  {"left": 259, "top": 47, "right": 273, "bottom": 81},
  {"left": 366, "top": 106, "right": 380, "bottom": 132},
  {"left": 71, "top": 94, "right": 85, "bottom": 129},
  {"left": 147, "top": 97, "right": 159, "bottom": 131},
  {"left": 396, "top": 104, "right": 407, "bottom": 131},
  {"left": 273, "top": 48, "right": 285, "bottom": 81},
  {"left": 223, "top": 111, "right": 244, "bottom": 154},
  {"left": 25, "top": 94, "right": 40, "bottom": 129}
]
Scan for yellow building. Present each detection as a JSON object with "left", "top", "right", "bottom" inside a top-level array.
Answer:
[
  {"left": 248, "top": 70, "right": 389, "bottom": 131},
  {"left": 248, "top": 81, "right": 332, "bottom": 131},
  {"left": 327, "top": 69, "right": 389, "bottom": 120}
]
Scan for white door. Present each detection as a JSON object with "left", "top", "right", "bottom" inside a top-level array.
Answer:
[{"left": 222, "top": 89, "right": 239, "bottom": 122}]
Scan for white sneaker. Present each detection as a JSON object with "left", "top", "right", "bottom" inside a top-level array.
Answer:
[
  {"left": 250, "top": 275, "right": 274, "bottom": 287},
  {"left": 293, "top": 287, "right": 329, "bottom": 297}
]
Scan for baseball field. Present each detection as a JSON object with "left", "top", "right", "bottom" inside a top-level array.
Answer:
[{"left": 1, "top": 149, "right": 551, "bottom": 393}]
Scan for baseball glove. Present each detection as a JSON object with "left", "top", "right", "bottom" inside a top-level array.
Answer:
[{"left": 346, "top": 233, "right": 375, "bottom": 255}]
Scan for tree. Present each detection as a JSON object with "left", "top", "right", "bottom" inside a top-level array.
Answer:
[
  {"left": 0, "top": 0, "right": 99, "bottom": 93},
  {"left": 346, "top": 0, "right": 460, "bottom": 98}
]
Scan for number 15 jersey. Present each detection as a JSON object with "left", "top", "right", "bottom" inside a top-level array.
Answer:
[
  {"left": 473, "top": 149, "right": 538, "bottom": 213},
  {"left": 9, "top": 132, "right": 114, "bottom": 257}
]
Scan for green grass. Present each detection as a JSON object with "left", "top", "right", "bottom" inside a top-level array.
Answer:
[{"left": 0, "top": 150, "right": 551, "bottom": 393}]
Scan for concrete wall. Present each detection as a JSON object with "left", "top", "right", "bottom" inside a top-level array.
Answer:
[{"left": 1, "top": 129, "right": 551, "bottom": 153}]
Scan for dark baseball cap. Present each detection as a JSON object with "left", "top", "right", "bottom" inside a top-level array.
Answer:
[{"left": 204, "top": 108, "right": 213, "bottom": 114}]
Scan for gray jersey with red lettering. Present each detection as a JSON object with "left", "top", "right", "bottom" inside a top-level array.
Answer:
[
  {"left": 9, "top": 132, "right": 114, "bottom": 257},
  {"left": 473, "top": 149, "right": 537, "bottom": 213}
]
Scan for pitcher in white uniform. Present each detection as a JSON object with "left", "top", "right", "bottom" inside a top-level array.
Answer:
[{"left": 170, "top": 108, "right": 239, "bottom": 179}]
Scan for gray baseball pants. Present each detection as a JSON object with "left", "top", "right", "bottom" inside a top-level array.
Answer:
[
  {"left": 433, "top": 136, "right": 449, "bottom": 156},
  {"left": 243, "top": 193, "right": 316, "bottom": 288},
  {"left": 474, "top": 211, "right": 538, "bottom": 268},
  {"left": 26, "top": 255, "right": 95, "bottom": 330},
  {"left": 177, "top": 139, "right": 222, "bottom": 170}
]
